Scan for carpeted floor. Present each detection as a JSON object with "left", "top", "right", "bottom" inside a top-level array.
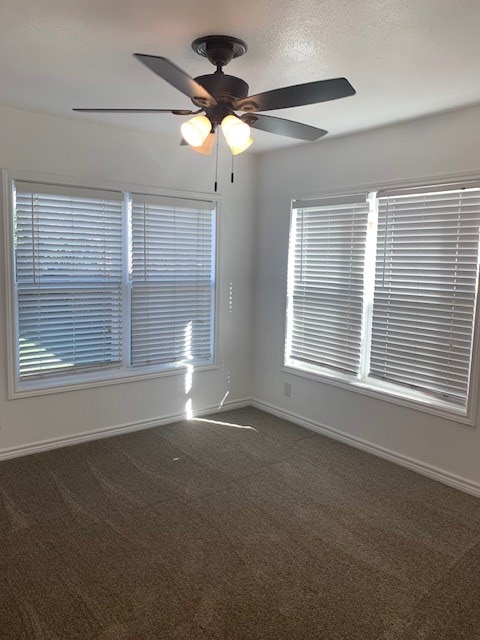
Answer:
[{"left": 1, "top": 407, "right": 480, "bottom": 639}]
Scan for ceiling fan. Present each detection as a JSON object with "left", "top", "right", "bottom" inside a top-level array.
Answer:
[{"left": 74, "top": 35, "right": 356, "bottom": 156}]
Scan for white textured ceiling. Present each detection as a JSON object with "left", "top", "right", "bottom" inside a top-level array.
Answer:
[{"left": 0, "top": 0, "right": 479, "bottom": 152}]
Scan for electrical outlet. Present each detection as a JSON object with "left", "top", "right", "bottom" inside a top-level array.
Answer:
[{"left": 283, "top": 382, "right": 291, "bottom": 397}]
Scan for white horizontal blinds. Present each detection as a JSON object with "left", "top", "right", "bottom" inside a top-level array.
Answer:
[
  {"left": 14, "top": 181, "right": 124, "bottom": 380},
  {"left": 289, "top": 196, "right": 369, "bottom": 374},
  {"left": 130, "top": 194, "right": 215, "bottom": 367},
  {"left": 370, "top": 186, "right": 480, "bottom": 406}
]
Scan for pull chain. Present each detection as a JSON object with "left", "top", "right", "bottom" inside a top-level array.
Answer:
[
  {"left": 231, "top": 153, "right": 234, "bottom": 184},
  {"left": 214, "top": 133, "right": 219, "bottom": 193}
]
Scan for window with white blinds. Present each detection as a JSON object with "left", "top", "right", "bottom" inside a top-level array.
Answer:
[
  {"left": 286, "top": 195, "right": 370, "bottom": 374},
  {"left": 370, "top": 186, "right": 480, "bottom": 406},
  {"left": 10, "top": 179, "right": 216, "bottom": 391},
  {"left": 285, "top": 183, "right": 480, "bottom": 416},
  {"left": 131, "top": 194, "right": 215, "bottom": 368},
  {"left": 14, "top": 182, "right": 124, "bottom": 380}
]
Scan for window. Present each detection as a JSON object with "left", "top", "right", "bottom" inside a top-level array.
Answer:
[
  {"left": 286, "top": 182, "right": 480, "bottom": 419},
  {"left": 130, "top": 194, "right": 215, "bottom": 368},
  {"left": 286, "top": 195, "right": 370, "bottom": 375},
  {"left": 14, "top": 183, "right": 125, "bottom": 381},
  {"left": 10, "top": 178, "right": 216, "bottom": 395}
]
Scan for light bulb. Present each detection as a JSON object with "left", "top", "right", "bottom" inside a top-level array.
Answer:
[
  {"left": 181, "top": 115, "right": 211, "bottom": 147},
  {"left": 221, "top": 115, "right": 251, "bottom": 148},
  {"left": 228, "top": 136, "right": 253, "bottom": 156}
]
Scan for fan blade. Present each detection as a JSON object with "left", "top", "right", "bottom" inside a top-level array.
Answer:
[
  {"left": 242, "top": 114, "right": 327, "bottom": 141},
  {"left": 73, "top": 108, "right": 195, "bottom": 114},
  {"left": 134, "top": 54, "right": 216, "bottom": 107},
  {"left": 235, "top": 77, "right": 355, "bottom": 112}
]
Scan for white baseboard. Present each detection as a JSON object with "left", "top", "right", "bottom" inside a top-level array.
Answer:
[
  {"left": 0, "top": 397, "right": 250, "bottom": 462},
  {"left": 250, "top": 398, "right": 480, "bottom": 499},
  {"left": 2, "top": 395, "right": 480, "bottom": 500}
]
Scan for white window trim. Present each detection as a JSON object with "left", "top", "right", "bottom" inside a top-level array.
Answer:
[
  {"left": 2, "top": 169, "right": 221, "bottom": 399},
  {"left": 283, "top": 171, "right": 480, "bottom": 428}
]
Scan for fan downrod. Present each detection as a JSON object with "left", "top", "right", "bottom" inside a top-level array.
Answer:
[{"left": 192, "top": 35, "right": 247, "bottom": 69}]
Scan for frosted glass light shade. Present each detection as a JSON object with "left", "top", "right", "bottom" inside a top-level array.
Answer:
[
  {"left": 221, "top": 115, "right": 251, "bottom": 148},
  {"left": 181, "top": 115, "right": 211, "bottom": 147},
  {"left": 228, "top": 136, "right": 253, "bottom": 155}
]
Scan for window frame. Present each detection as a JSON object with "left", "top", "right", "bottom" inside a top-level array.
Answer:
[
  {"left": 283, "top": 173, "right": 480, "bottom": 427},
  {"left": 2, "top": 169, "right": 220, "bottom": 399}
]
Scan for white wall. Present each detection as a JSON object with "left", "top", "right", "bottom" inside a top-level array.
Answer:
[
  {"left": 253, "top": 104, "right": 480, "bottom": 492},
  {"left": 0, "top": 106, "right": 256, "bottom": 454}
]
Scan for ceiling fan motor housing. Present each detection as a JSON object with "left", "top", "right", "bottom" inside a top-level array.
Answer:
[{"left": 193, "top": 74, "right": 249, "bottom": 106}]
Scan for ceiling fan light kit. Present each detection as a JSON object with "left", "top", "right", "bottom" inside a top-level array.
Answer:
[{"left": 73, "top": 35, "right": 356, "bottom": 189}]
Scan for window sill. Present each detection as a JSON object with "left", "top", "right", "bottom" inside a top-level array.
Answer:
[
  {"left": 282, "top": 361, "right": 476, "bottom": 427},
  {"left": 10, "top": 362, "right": 218, "bottom": 399}
]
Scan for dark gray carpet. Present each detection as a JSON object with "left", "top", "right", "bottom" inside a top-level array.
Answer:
[{"left": 1, "top": 407, "right": 480, "bottom": 639}]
